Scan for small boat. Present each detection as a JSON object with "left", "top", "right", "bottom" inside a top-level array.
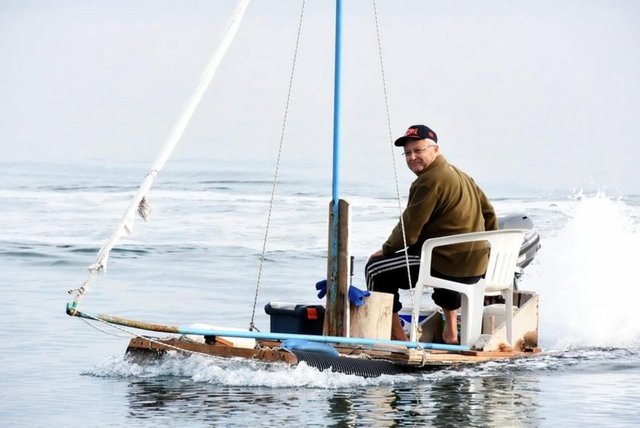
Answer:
[{"left": 67, "top": 1, "right": 542, "bottom": 378}]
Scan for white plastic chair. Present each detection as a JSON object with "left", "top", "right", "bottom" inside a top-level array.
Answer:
[{"left": 409, "top": 230, "right": 526, "bottom": 347}]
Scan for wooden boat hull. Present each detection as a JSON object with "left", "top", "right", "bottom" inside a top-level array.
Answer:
[{"left": 125, "top": 336, "right": 540, "bottom": 378}]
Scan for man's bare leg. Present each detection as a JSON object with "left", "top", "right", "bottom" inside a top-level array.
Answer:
[
  {"left": 391, "top": 313, "right": 408, "bottom": 341},
  {"left": 442, "top": 308, "right": 459, "bottom": 344}
]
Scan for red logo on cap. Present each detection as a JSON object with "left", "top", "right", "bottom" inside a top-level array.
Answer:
[
  {"left": 405, "top": 128, "right": 419, "bottom": 137},
  {"left": 428, "top": 131, "right": 435, "bottom": 139}
]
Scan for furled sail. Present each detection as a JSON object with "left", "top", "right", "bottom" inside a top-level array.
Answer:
[{"left": 69, "top": 0, "right": 251, "bottom": 308}]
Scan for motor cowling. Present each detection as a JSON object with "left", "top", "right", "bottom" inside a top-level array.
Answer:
[{"left": 497, "top": 213, "right": 541, "bottom": 270}]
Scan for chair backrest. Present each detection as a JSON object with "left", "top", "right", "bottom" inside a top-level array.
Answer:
[
  {"left": 482, "top": 230, "right": 526, "bottom": 293},
  {"left": 417, "top": 229, "right": 526, "bottom": 293}
]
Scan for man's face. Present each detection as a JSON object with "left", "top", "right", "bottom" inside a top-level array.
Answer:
[{"left": 403, "top": 139, "right": 439, "bottom": 175}]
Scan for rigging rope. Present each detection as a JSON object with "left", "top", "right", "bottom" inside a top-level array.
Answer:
[
  {"left": 67, "top": 0, "right": 251, "bottom": 310},
  {"left": 248, "top": 0, "right": 307, "bottom": 331},
  {"left": 372, "top": 0, "right": 419, "bottom": 343}
]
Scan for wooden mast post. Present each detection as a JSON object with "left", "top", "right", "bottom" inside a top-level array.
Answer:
[{"left": 325, "top": 199, "right": 350, "bottom": 337}]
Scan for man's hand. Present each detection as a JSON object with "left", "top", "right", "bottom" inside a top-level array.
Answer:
[{"left": 369, "top": 249, "right": 384, "bottom": 259}]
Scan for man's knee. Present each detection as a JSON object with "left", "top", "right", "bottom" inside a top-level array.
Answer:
[{"left": 432, "top": 288, "right": 461, "bottom": 311}]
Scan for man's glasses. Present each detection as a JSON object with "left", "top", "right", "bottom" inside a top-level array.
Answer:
[{"left": 403, "top": 145, "right": 436, "bottom": 157}]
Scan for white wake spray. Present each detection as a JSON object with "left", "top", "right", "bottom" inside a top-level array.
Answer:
[
  {"left": 86, "top": 353, "right": 416, "bottom": 388},
  {"left": 526, "top": 192, "right": 640, "bottom": 349}
]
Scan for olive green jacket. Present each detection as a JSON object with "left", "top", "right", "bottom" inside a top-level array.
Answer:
[{"left": 382, "top": 155, "right": 498, "bottom": 277}]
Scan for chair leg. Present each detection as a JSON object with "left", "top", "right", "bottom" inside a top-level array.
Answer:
[
  {"left": 502, "top": 288, "right": 514, "bottom": 345},
  {"left": 459, "top": 287, "right": 485, "bottom": 347}
]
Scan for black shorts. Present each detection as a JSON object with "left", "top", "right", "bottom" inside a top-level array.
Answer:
[{"left": 365, "top": 251, "right": 481, "bottom": 312}]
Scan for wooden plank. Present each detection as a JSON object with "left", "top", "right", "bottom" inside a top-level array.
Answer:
[
  {"left": 461, "top": 349, "right": 541, "bottom": 357},
  {"left": 126, "top": 337, "right": 298, "bottom": 365},
  {"left": 349, "top": 291, "right": 393, "bottom": 340},
  {"left": 405, "top": 349, "right": 531, "bottom": 365},
  {"left": 418, "top": 310, "right": 444, "bottom": 343},
  {"left": 211, "top": 336, "right": 234, "bottom": 347},
  {"left": 325, "top": 199, "right": 350, "bottom": 337}
]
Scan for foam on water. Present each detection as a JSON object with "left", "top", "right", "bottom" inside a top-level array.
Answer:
[
  {"left": 86, "top": 352, "right": 417, "bottom": 388},
  {"left": 525, "top": 192, "right": 640, "bottom": 349},
  {"left": 85, "top": 343, "right": 640, "bottom": 388}
]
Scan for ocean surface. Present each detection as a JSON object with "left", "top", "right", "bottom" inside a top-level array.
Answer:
[{"left": 1, "top": 159, "right": 639, "bottom": 427}]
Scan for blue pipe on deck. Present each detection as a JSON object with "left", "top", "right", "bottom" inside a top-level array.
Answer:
[{"left": 177, "top": 325, "right": 470, "bottom": 352}]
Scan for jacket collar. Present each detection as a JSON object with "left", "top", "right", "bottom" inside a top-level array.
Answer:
[{"left": 417, "top": 155, "right": 447, "bottom": 176}]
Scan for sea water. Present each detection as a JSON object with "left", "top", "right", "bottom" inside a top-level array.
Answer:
[{"left": 1, "top": 159, "right": 639, "bottom": 427}]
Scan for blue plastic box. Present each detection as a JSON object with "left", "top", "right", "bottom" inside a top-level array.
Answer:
[{"left": 264, "top": 302, "right": 325, "bottom": 335}]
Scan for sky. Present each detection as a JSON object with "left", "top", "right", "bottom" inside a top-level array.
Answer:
[{"left": 2, "top": 0, "right": 639, "bottom": 194}]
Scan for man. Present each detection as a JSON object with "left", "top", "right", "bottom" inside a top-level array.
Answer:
[{"left": 366, "top": 124, "right": 498, "bottom": 343}]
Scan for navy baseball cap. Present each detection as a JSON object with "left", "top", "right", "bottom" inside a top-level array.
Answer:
[{"left": 394, "top": 124, "right": 438, "bottom": 146}]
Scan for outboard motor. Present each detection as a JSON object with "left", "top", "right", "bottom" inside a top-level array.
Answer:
[{"left": 498, "top": 213, "right": 541, "bottom": 273}]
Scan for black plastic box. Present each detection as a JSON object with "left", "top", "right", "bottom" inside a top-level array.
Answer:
[{"left": 264, "top": 302, "right": 325, "bottom": 335}]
